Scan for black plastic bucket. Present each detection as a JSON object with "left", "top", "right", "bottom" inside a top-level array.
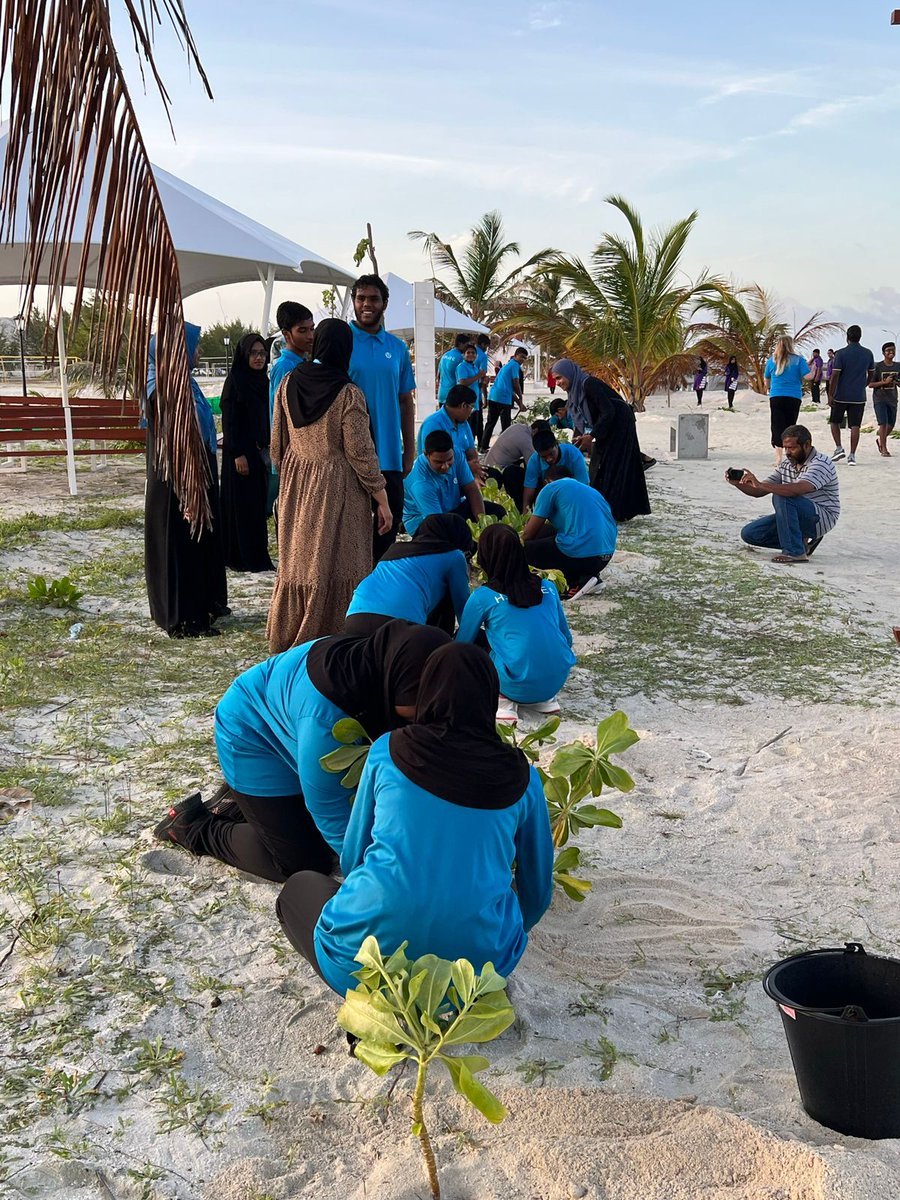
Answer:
[{"left": 763, "top": 942, "right": 900, "bottom": 1138}]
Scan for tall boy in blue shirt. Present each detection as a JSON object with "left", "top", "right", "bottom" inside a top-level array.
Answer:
[
  {"left": 480, "top": 346, "right": 527, "bottom": 451},
  {"left": 267, "top": 301, "right": 314, "bottom": 515}
]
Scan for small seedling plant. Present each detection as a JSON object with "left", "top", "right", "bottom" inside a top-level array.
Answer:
[
  {"left": 337, "top": 936, "right": 514, "bottom": 1200},
  {"left": 319, "top": 717, "right": 372, "bottom": 798},
  {"left": 25, "top": 574, "right": 83, "bottom": 610}
]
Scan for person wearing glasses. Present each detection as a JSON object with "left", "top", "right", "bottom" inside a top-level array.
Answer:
[{"left": 220, "top": 334, "right": 275, "bottom": 572}]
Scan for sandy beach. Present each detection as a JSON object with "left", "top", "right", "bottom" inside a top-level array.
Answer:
[{"left": 1, "top": 384, "right": 899, "bottom": 1200}]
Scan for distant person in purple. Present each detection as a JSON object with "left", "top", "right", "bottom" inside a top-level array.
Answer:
[
  {"left": 693, "top": 357, "right": 708, "bottom": 405},
  {"left": 724, "top": 356, "right": 739, "bottom": 409},
  {"left": 808, "top": 349, "right": 824, "bottom": 405}
]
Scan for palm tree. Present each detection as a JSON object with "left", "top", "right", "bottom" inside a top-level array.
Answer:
[
  {"left": 692, "top": 284, "right": 844, "bottom": 396},
  {"left": 0, "top": 0, "right": 213, "bottom": 527},
  {"left": 506, "top": 195, "right": 722, "bottom": 410},
  {"left": 408, "top": 211, "right": 554, "bottom": 326},
  {"left": 495, "top": 272, "right": 577, "bottom": 361}
]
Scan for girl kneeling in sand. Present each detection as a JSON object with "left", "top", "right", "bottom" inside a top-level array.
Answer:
[
  {"left": 456, "top": 523, "right": 575, "bottom": 725},
  {"left": 153, "top": 620, "right": 448, "bottom": 879},
  {"left": 275, "top": 643, "right": 554, "bottom": 997}
]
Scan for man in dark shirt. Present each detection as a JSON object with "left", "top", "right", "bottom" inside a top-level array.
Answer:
[
  {"left": 868, "top": 341, "right": 898, "bottom": 457},
  {"left": 828, "top": 325, "right": 875, "bottom": 464}
]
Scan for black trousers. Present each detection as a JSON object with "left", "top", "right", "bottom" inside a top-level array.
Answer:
[
  {"left": 343, "top": 612, "right": 394, "bottom": 637},
  {"left": 479, "top": 403, "right": 512, "bottom": 451},
  {"left": 770, "top": 395, "right": 802, "bottom": 448},
  {"left": 525, "top": 532, "right": 612, "bottom": 587},
  {"left": 810, "top": 382, "right": 821, "bottom": 404},
  {"left": 178, "top": 790, "right": 335, "bottom": 883},
  {"left": 485, "top": 463, "right": 526, "bottom": 512},
  {"left": 468, "top": 408, "right": 483, "bottom": 443},
  {"left": 373, "top": 469, "right": 405, "bottom": 562},
  {"left": 727, "top": 388, "right": 735, "bottom": 406},
  {"left": 276, "top": 871, "right": 341, "bottom": 984}
]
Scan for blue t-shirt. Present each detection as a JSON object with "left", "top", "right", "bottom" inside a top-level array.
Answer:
[
  {"left": 764, "top": 354, "right": 810, "bottom": 400},
  {"left": 348, "top": 323, "right": 416, "bottom": 473},
  {"left": 438, "top": 348, "right": 463, "bottom": 403},
  {"left": 346, "top": 549, "right": 471, "bottom": 624},
  {"left": 532, "top": 478, "right": 617, "bottom": 558},
  {"left": 475, "top": 347, "right": 489, "bottom": 383},
  {"left": 549, "top": 413, "right": 574, "bottom": 431},
  {"left": 269, "top": 347, "right": 304, "bottom": 472},
  {"left": 457, "top": 583, "right": 576, "bottom": 704},
  {"left": 214, "top": 642, "right": 353, "bottom": 854},
  {"left": 313, "top": 738, "right": 554, "bottom": 996},
  {"left": 455, "top": 358, "right": 482, "bottom": 409},
  {"left": 402, "top": 453, "right": 474, "bottom": 534},
  {"left": 417, "top": 405, "right": 477, "bottom": 465},
  {"left": 490, "top": 360, "right": 521, "bottom": 406},
  {"left": 832, "top": 342, "right": 876, "bottom": 404},
  {"left": 524, "top": 441, "right": 589, "bottom": 489}
]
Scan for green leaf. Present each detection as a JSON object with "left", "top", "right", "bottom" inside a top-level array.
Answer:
[
  {"left": 320, "top": 745, "right": 367, "bottom": 772},
  {"left": 353, "top": 1041, "right": 410, "bottom": 1075},
  {"left": 572, "top": 804, "right": 623, "bottom": 829},
  {"left": 450, "top": 960, "right": 476, "bottom": 1007},
  {"left": 439, "top": 1055, "right": 508, "bottom": 1124},
  {"left": 340, "top": 753, "right": 368, "bottom": 789},
  {"left": 410, "top": 956, "right": 453, "bottom": 1018},
  {"left": 556, "top": 873, "right": 592, "bottom": 901},
  {"left": 332, "top": 717, "right": 370, "bottom": 744},
  {"left": 354, "top": 936, "right": 388, "bottom": 972},
  {"left": 337, "top": 988, "right": 406, "bottom": 1047},
  {"left": 547, "top": 743, "right": 593, "bottom": 777},
  {"left": 553, "top": 846, "right": 581, "bottom": 872},
  {"left": 594, "top": 711, "right": 640, "bottom": 757},
  {"left": 474, "top": 963, "right": 508, "bottom": 996},
  {"left": 442, "top": 991, "right": 515, "bottom": 1045},
  {"left": 382, "top": 943, "right": 412, "bottom": 975},
  {"left": 592, "top": 760, "right": 636, "bottom": 794},
  {"left": 521, "top": 715, "right": 560, "bottom": 745},
  {"left": 543, "top": 775, "right": 569, "bottom": 808}
]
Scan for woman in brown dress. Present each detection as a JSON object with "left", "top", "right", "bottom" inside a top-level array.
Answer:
[{"left": 267, "top": 320, "right": 392, "bottom": 652}]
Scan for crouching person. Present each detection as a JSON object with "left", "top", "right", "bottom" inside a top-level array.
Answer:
[
  {"left": 727, "top": 425, "right": 840, "bottom": 564},
  {"left": 275, "top": 643, "right": 554, "bottom": 996}
]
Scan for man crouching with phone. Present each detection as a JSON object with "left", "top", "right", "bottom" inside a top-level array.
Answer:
[{"left": 725, "top": 425, "right": 840, "bottom": 564}]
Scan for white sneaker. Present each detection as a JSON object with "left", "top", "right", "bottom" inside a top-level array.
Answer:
[
  {"left": 496, "top": 697, "right": 518, "bottom": 724},
  {"left": 832, "top": 447, "right": 846, "bottom": 461},
  {"left": 524, "top": 696, "right": 561, "bottom": 716},
  {"left": 846, "top": 452, "right": 856, "bottom": 464},
  {"left": 566, "top": 575, "right": 601, "bottom": 601}
]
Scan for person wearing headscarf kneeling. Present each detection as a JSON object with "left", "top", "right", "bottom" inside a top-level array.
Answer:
[
  {"left": 267, "top": 319, "right": 393, "bottom": 652},
  {"left": 551, "top": 357, "right": 650, "bottom": 523},
  {"left": 275, "top": 643, "right": 554, "bottom": 997},
  {"left": 457, "top": 523, "right": 575, "bottom": 724},
  {"left": 153, "top": 620, "right": 449, "bottom": 880},
  {"left": 343, "top": 514, "right": 474, "bottom": 638},
  {"left": 220, "top": 333, "right": 274, "bottom": 572}
]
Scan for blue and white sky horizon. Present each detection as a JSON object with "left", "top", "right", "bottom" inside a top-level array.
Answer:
[{"left": 6, "top": 0, "right": 900, "bottom": 341}]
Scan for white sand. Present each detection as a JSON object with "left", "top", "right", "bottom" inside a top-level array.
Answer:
[{"left": 1, "top": 386, "right": 899, "bottom": 1199}]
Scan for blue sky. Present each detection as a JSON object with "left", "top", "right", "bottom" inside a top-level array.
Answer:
[{"left": 9, "top": 0, "right": 900, "bottom": 337}]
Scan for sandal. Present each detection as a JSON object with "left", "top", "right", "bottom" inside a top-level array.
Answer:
[
  {"left": 805, "top": 536, "right": 824, "bottom": 558},
  {"left": 770, "top": 553, "right": 808, "bottom": 564}
]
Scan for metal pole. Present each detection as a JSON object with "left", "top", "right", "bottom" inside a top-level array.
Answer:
[{"left": 56, "top": 310, "right": 78, "bottom": 496}]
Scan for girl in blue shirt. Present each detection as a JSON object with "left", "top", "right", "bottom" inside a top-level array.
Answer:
[
  {"left": 275, "top": 643, "right": 555, "bottom": 997},
  {"left": 344, "top": 514, "right": 474, "bottom": 637},
  {"left": 153, "top": 620, "right": 449, "bottom": 880},
  {"left": 764, "top": 336, "right": 812, "bottom": 463},
  {"left": 457, "top": 523, "right": 575, "bottom": 722}
]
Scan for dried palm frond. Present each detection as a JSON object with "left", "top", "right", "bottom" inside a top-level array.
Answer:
[{"left": 0, "top": 0, "right": 214, "bottom": 529}]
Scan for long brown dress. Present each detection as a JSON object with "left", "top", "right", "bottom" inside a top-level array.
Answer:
[{"left": 266, "top": 379, "right": 386, "bottom": 652}]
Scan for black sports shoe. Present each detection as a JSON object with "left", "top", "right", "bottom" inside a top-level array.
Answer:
[
  {"left": 153, "top": 792, "right": 205, "bottom": 847},
  {"left": 203, "top": 781, "right": 244, "bottom": 822}
]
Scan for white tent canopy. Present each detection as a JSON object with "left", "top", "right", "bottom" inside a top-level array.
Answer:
[{"left": 382, "top": 273, "right": 489, "bottom": 339}]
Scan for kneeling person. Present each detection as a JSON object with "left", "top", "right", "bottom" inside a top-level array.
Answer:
[
  {"left": 727, "top": 424, "right": 840, "bottom": 564},
  {"left": 523, "top": 467, "right": 617, "bottom": 600},
  {"left": 522, "top": 426, "right": 589, "bottom": 511}
]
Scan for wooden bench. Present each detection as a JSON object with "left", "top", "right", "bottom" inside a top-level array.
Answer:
[{"left": 0, "top": 395, "right": 146, "bottom": 456}]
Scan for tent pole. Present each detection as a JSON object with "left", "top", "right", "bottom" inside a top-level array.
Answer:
[
  {"left": 413, "top": 281, "right": 436, "bottom": 428},
  {"left": 56, "top": 310, "right": 78, "bottom": 496},
  {"left": 260, "top": 265, "right": 275, "bottom": 334}
]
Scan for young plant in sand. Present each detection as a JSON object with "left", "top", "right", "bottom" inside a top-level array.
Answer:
[
  {"left": 25, "top": 574, "right": 83, "bottom": 610},
  {"left": 337, "top": 936, "right": 515, "bottom": 1200}
]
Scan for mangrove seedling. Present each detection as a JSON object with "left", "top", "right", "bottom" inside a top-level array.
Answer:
[
  {"left": 320, "top": 718, "right": 373, "bottom": 793},
  {"left": 337, "top": 936, "right": 515, "bottom": 1200},
  {"left": 542, "top": 710, "right": 637, "bottom": 847},
  {"left": 495, "top": 715, "right": 560, "bottom": 762},
  {"left": 26, "top": 574, "right": 83, "bottom": 610}
]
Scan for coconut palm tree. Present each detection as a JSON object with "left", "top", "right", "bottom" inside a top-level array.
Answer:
[
  {"left": 495, "top": 271, "right": 577, "bottom": 361},
  {"left": 692, "top": 284, "right": 844, "bottom": 396},
  {"left": 408, "top": 211, "right": 554, "bottom": 326},
  {"left": 506, "top": 195, "right": 722, "bottom": 410},
  {"left": 0, "top": 0, "right": 213, "bottom": 527}
]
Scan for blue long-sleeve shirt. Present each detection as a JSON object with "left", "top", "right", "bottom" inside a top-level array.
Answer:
[
  {"left": 314, "top": 736, "right": 554, "bottom": 996},
  {"left": 214, "top": 642, "right": 356, "bottom": 854},
  {"left": 456, "top": 583, "right": 575, "bottom": 703},
  {"left": 346, "top": 550, "right": 471, "bottom": 624},
  {"left": 402, "top": 453, "right": 474, "bottom": 534}
]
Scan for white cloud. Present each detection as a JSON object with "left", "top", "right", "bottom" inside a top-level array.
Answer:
[{"left": 527, "top": 2, "right": 563, "bottom": 30}]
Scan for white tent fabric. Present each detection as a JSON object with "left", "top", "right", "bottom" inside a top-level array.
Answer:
[
  {"left": 0, "top": 130, "right": 355, "bottom": 299},
  {"left": 382, "top": 273, "right": 489, "bottom": 338}
]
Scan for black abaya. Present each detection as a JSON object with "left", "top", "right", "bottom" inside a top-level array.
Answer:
[
  {"left": 220, "top": 340, "right": 274, "bottom": 572},
  {"left": 583, "top": 378, "right": 651, "bottom": 522}
]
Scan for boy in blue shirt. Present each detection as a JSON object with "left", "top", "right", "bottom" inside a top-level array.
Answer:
[
  {"left": 455, "top": 343, "right": 483, "bottom": 441},
  {"left": 522, "top": 426, "right": 589, "bottom": 510},
  {"left": 549, "top": 398, "right": 574, "bottom": 431},
  {"left": 479, "top": 346, "right": 528, "bottom": 451},
  {"left": 267, "top": 301, "right": 314, "bottom": 515},
  {"left": 348, "top": 275, "right": 417, "bottom": 559},
  {"left": 417, "top": 385, "right": 483, "bottom": 482},
  {"left": 438, "top": 334, "right": 470, "bottom": 404},
  {"left": 523, "top": 466, "right": 617, "bottom": 600},
  {"left": 404, "top": 429, "right": 501, "bottom": 534}
]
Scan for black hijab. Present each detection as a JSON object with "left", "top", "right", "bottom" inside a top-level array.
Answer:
[
  {"left": 221, "top": 333, "right": 270, "bottom": 441},
  {"left": 382, "top": 513, "right": 474, "bottom": 562},
  {"left": 390, "top": 643, "right": 531, "bottom": 809},
  {"left": 286, "top": 318, "right": 353, "bottom": 428},
  {"left": 307, "top": 619, "right": 450, "bottom": 738},
  {"left": 477, "top": 522, "right": 543, "bottom": 608}
]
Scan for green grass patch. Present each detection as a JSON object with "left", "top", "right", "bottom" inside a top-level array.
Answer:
[{"left": 0, "top": 506, "right": 144, "bottom": 553}]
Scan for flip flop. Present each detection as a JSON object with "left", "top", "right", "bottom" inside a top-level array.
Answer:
[
  {"left": 771, "top": 553, "right": 808, "bottom": 564},
  {"left": 805, "top": 536, "right": 824, "bottom": 558}
]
